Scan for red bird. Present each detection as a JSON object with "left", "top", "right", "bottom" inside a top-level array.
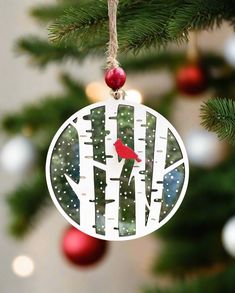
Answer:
[{"left": 113, "top": 138, "right": 141, "bottom": 162}]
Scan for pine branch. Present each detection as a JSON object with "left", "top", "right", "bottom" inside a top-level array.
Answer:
[
  {"left": 16, "top": 36, "right": 104, "bottom": 67},
  {"left": 30, "top": 5, "right": 69, "bottom": 22},
  {"left": 121, "top": 51, "right": 227, "bottom": 72},
  {"left": 59, "top": 72, "right": 85, "bottom": 94},
  {"left": 121, "top": 51, "right": 185, "bottom": 72},
  {"left": 48, "top": 0, "right": 235, "bottom": 52},
  {"left": 48, "top": 0, "right": 172, "bottom": 51},
  {"left": 16, "top": 37, "right": 83, "bottom": 67},
  {"left": 167, "top": 1, "right": 226, "bottom": 42},
  {"left": 30, "top": 0, "right": 89, "bottom": 23},
  {"left": 49, "top": 4, "right": 108, "bottom": 46},
  {"left": 201, "top": 98, "right": 235, "bottom": 145},
  {"left": 17, "top": 31, "right": 230, "bottom": 72},
  {"left": 6, "top": 172, "right": 48, "bottom": 237},
  {"left": 17, "top": 32, "right": 232, "bottom": 74},
  {"left": 119, "top": 2, "right": 175, "bottom": 51}
]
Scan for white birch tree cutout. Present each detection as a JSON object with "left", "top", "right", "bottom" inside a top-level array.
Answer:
[{"left": 46, "top": 98, "right": 189, "bottom": 241}]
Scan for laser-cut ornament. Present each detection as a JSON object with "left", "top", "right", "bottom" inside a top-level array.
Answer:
[{"left": 46, "top": 98, "right": 189, "bottom": 241}]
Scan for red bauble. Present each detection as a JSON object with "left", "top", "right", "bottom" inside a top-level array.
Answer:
[
  {"left": 176, "top": 64, "right": 207, "bottom": 96},
  {"left": 105, "top": 67, "right": 126, "bottom": 90},
  {"left": 62, "top": 226, "right": 107, "bottom": 266}
]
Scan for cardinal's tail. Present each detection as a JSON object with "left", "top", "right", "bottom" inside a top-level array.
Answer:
[{"left": 136, "top": 157, "right": 141, "bottom": 163}]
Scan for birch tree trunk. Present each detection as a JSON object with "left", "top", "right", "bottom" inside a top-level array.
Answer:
[
  {"left": 146, "top": 116, "right": 168, "bottom": 231},
  {"left": 133, "top": 106, "right": 147, "bottom": 234},
  {"left": 65, "top": 120, "right": 96, "bottom": 235},
  {"left": 104, "top": 101, "right": 125, "bottom": 238}
]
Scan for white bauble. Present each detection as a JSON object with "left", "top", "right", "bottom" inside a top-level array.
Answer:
[
  {"left": 222, "top": 216, "right": 235, "bottom": 257},
  {"left": 224, "top": 37, "right": 235, "bottom": 67},
  {"left": 184, "top": 130, "right": 226, "bottom": 168},
  {"left": 0, "top": 136, "right": 37, "bottom": 174}
]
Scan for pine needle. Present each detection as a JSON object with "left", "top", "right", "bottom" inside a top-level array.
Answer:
[{"left": 201, "top": 98, "right": 235, "bottom": 145}]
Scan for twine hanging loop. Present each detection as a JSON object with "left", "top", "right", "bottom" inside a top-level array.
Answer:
[{"left": 106, "top": 0, "right": 119, "bottom": 69}]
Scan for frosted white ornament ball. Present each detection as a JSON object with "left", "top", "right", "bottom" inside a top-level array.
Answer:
[
  {"left": 184, "top": 130, "right": 225, "bottom": 168},
  {"left": 0, "top": 135, "right": 37, "bottom": 174},
  {"left": 222, "top": 216, "right": 235, "bottom": 257},
  {"left": 224, "top": 37, "right": 235, "bottom": 67}
]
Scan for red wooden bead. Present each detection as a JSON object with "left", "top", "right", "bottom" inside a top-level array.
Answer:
[{"left": 105, "top": 67, "right": 126, "bottom": 90}]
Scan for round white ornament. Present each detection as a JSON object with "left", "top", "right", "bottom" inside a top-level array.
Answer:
[
  {"left": 224, "top": 37, "right": 235, "bottom": 67},
  {"left": 1, "top": 135, "right": 37, "bottom": 174},
  {"left": 46, "top": 98, "right": 189, "bottom": 241},
  {"left": 222, "top": 216, "right": 235, "bottom": 257},
  {"left": 184, "top": 130, "right": 225, "bottom": 168}
]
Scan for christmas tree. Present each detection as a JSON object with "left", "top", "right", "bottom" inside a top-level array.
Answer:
[{"left": 2, "top": 0, "right": 235, "bottom": 291}]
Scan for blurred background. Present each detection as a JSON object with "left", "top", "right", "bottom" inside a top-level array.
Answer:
[{"left": 1, "top": 0, "right": 235, "bottom": 292}]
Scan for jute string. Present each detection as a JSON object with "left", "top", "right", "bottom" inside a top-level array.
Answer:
[
  {"left": 106, "top": 0, "right": 119, "bottom": 69},
  {"left": 187, "top": 31, "right": 199, "bottom": 63}
]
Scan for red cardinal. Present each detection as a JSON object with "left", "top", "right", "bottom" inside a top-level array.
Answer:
[{"left": 113, "top": 138, "right": 141, "bottom": 162}]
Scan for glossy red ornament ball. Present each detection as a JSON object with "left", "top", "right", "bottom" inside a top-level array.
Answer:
[
  {"left": 105, "top": 67, "right": 126, "bottom": 90},
  {"left": 176, "top": 64, "right": 207, "bottom": 96},
  {"left": 62, "top": 226, "right": 107, "bottom": 266}
]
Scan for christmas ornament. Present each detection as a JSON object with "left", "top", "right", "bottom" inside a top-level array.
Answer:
[
  {"left": 46, "top": 0, "right": 189, "bottom": 241},
  {"left": 46, "top": 98, "right": 189, "bottom": 240},
  {"left": 222, "top": 216, "right": 235, "bottom": 258},
  {"left": 184, "top": 130, "right": 226, "bottom": 168},
  {"left": 176, "top": 64, "right": 207, "bottom": 96},
  {"left": 62, "top": 226, "right": 107, "bottom": 266},
  {"left": 0, "top": 135, "right": 37, "bottom": 174},
  {"left": 224, "top": 37, "right": 235, "bottom": 67}
]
